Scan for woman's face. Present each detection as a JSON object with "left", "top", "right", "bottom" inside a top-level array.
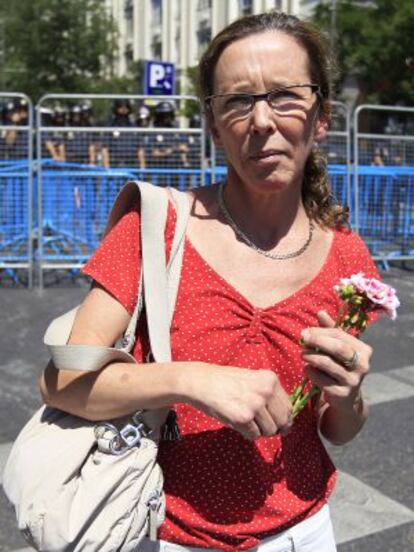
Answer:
[{"left": 210, "top": 31, "right": 327, "bottom": 194}]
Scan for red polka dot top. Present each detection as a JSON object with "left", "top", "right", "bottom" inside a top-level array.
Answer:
[{"left": 82, "top": 196, "right": 380, "bottom": 551}]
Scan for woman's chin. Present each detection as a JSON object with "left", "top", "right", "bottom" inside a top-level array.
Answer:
[{"left": 249, "top": 171, "right": 294, "bottom": 193}]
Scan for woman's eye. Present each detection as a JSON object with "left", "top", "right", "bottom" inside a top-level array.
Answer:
[
  {"left": 272, "top": 90, "right": 298, "bottom": 102},
  {"left": 225, "top": 95, "right": 251, "bottom": 109}
]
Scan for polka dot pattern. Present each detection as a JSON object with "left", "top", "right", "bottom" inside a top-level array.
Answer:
[{"left": 82, "top": 201, "right": 380, "bottom": 551}]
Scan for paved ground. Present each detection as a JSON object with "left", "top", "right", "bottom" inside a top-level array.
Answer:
[{"left": 0, "top": 265, "right": 413, "bottom": 551}]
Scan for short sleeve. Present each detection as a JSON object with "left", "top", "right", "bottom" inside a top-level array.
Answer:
[
  {"left": 82, "top": 197, "right": 177, "bottom": 315},
  {"left": 82, "top": 199, "right": 141, "bottom": 315}
]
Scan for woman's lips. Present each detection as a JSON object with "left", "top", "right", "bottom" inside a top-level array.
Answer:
[{"left": 250, "top": 150, "right": 284, "bottom": 161}]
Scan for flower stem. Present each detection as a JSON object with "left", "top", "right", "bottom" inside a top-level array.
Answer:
[
  {"left": 291, "top": 306, "right": 348, "bottom": 418},
  {"left": 290, "top": 377, "right": 309, "bottom": 404},
  {"left": 292, "top": 384, "right": 320, "bottom": 418}
]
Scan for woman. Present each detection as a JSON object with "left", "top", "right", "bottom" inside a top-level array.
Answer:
[{"left": 40, "top": 12, "right": 379, "bottom": 552}]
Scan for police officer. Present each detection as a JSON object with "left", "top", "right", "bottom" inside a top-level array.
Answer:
[
  {"left": 1, "top": 101, "right": 25, "bottom": 161},
  {"left": 15, "top": 98, "right": 29, "bottom": 126},
  {"left": 65, "top": 104, "right": 91, "bottom": 165},
  {"left": 110, "top": 98, "right": 134, "bottom": 127},
  {"left": 108, "top": 99, "right": 137, "bottom": 168},
  {"left": 136, "top": 105, "right": 151, "bottom": 128},
  {"left": 136, "top": 105, "right": 152, "bottom": 169},
  {"left": 149, "top": 101, "right": 180, "bottom": 169},
  {"left": 44, "top": 105, "right": 67, "bottom": 161}
]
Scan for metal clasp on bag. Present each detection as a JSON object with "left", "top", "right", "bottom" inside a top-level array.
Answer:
[{"left": 95, "top": 410, "right": 153, "bottom": 456}]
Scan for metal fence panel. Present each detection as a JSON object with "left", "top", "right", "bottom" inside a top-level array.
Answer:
[
  {"left": 36, "top": 94, "right": 205, "bottom": 287},
  {"left": 0, "top": 93, "right": 33, "bottom": 286},
  {"left": 354, "top": 105, "right": 414, "bottom": 264}
]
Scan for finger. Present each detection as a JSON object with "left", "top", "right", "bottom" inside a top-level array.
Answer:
[
  {"left": 303, "top": 354, "right": 360, "bottom": 387},
  {"left": 317, "top": 310, "right": 336, "bottom": 328},
  {"left": 305, "top": 365, "right": 362, "bottom": 406},
  {"left": 266, "top": 397, "right": 293, "bottom": 435},
  {"left": 301, "top": 328, "right": 369, "bottom": 365},
  {"left": 234, "top": 419, "right": 261, "bottom": 441},
  {"left": 304, "top": 365, "right": 348, "bottom": 398},
  {"left": 301, "top": 335, "right": 359, "bottom": 369},
  {"left": 253, "top": 407, "right": 278, "bottom": 437}
]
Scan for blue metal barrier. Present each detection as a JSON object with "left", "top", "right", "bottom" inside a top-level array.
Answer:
[
  {"left": 37, "top": 163, "right": 206, "bottom": 271},
  {"left": 356, "top": 166, "right": 414, "bottom": 261},
  {"left": 2, "top": 160, "right": 414, "bottom": 286},
  {"left": 0, "top": 162, "right": 30, "bottom": 273}
]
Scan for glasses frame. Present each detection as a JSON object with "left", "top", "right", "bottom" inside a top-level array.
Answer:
[{"left": 204, "top": 83, "right": 321, "bottom": 114}]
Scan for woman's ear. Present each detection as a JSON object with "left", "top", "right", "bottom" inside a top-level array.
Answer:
[
  {"left": 314, "top": 114, "right": 328, "bottom": 144},
  {"left": 210, "top": 123, "right": 223, "bottom": 147}
]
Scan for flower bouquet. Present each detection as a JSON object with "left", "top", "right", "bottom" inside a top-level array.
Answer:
[{"left": 290, "top": 273, "right": 400, "bottom": 418}]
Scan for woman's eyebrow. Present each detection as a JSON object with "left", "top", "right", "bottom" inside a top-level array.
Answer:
[{"left": 217, "top": 81, "right": 298, "bottom": 94}]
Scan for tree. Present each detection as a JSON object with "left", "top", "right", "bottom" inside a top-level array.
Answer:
[
  {"left": 312, "top": 0, "right": 414, "bottom": 106},
  {"left": 0, "top": 0, "right": 124, "bottom": 101}
]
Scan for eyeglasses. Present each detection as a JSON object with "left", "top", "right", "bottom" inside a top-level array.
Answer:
[{"left": 205, "top": 84, "right": 320, "bottom": 118}]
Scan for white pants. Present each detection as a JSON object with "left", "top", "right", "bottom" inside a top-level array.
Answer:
[{"left": 140, "top": 504, "right": 337, "bottom": 552}]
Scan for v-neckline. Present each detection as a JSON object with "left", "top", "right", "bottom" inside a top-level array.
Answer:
[{"left": 184, "top": 230, "right": 337, "bottom": 313}]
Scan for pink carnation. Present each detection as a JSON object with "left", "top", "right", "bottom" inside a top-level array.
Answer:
[
  {"left": 365, "top": 278, "right": 400, "bottom": 320},
  {"left": 336, "top": 273, "right": 400, "bottom": 320}
]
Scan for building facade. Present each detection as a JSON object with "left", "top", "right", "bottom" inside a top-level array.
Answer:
[{"left": 106, "top": 0, "right": 304, "bottom": 94}]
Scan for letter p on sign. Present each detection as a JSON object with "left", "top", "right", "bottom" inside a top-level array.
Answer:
[{"left": 149, "top": 64, "right": 165, "bottom": 88}]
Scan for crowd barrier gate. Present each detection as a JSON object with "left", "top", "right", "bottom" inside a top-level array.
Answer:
[
  {"left": 0, "top": 92, "right": 33, "bottom": 287},
  {"left": 1, "top": 91, "right": 413, "bottom": 287},
  {"left": 353, "top": 105, "right": 414, "bottom": 265},
  {"left": 36, "top": 93, "right": 206, "bottom": 288}
]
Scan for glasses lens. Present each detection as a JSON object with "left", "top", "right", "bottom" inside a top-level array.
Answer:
[
  {"left": 268, "top": 86, "right": 315, "bottom": 113},
  {"left": 213, "top": 94, "right": 252, "bottom": 117}
]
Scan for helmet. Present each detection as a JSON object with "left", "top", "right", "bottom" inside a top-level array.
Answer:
[
  {"left": 15, "top": 98, "right": 29, "bottom": 125},
  {"left": 39, "top": 107, "right": 54, "bottom": 127},
  {"left": 138, "top": 105, "right": 151, "bottom": 118},
  {"left": 113, "top": 98, "right": 132, "bottom": 115},
  {"left": 189, "top": 113, "right": 201, "bottom": 128},
  {"left": 2, "top": 100, "right": 20, "bottom": 125},
  {"left": 137, "top": 105, "right": 151, "bottom": 127},
  {"left": 153, "top": 101, "right": 175, "bottom": 115},
  {"left": 69, "top": 104, "right": 82, "bottom": 125},
  {"left": 153, "top": 101, "right": 175, "bottom": 127},
  {"left": 80, "top": 101, "right": 93, "bottom": 124},
  {"left": 15, "top": 97, "right": 28, "bottom": 110},
  {"left": 52, "top": 105, "right": 67, "bottom": 126}
]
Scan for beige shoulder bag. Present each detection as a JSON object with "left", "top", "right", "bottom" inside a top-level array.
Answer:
[{"left": 2, "top": 181, "right": 190, "bottom": 552}]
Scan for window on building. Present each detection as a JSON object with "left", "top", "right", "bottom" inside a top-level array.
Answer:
[
  {"left": 175, "top": 28, "right": 180, "bottom": 59},
  {"left": 197, "top": 20, "right": 211, "bottom": 57},
  {"left": 124, "top": 0, "right": 133, "bottom": 38},
  {"left": 125, "top": 42, "right": 134, "bottom": 72},
  {"left": 239, "top": 0, "right": 253, "bottom": 16},
  {"left": 197, "top": 0, "right": 212, "bottom": 11},
  {"left": 151, "top": 36, "right": 162, "bottom": 59},
  {"left": 175, "top": 1, "right": 181, "bottom": 21},
  {"left": 274, "top": 0, "right": 282, "bottom": 10},
  {"left": 152, "top": 0, "right": 162, "bottom": 26}
]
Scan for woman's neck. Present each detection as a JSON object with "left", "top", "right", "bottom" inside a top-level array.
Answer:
[{"left": 223, "top": 169, "right": 309, "bottom": 250}]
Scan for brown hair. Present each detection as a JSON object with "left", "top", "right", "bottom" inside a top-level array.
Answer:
[{"left": 198, "top": 11, "right": 348, "bottom": 229}]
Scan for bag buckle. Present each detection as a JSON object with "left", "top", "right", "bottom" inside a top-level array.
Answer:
[
  {"left": 95, "top": 411, "right": 153, "bottom": 456},
  {"left": 119, "top": 423, "right": 143, "bottom": 448}
]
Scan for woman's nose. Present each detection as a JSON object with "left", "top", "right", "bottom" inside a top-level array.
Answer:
[{"left": 250, "top": 99, "right": 277, "bottom": 134}]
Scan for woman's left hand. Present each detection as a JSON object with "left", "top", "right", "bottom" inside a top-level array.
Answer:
[{"left": 300, "top": 310, "right": 373, "bottom": 412}]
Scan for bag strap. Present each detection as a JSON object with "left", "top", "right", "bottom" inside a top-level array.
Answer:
[{"left": 44, "top": 181, "right": 190, "bottom": 371}]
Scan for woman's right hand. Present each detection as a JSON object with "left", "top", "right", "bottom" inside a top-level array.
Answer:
[{"left": 186, "top": 364, "right": 293, "bottom": 440}]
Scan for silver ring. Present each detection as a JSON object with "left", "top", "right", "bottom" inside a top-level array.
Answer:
[{"left": 343, "top": 350, "right": 359, "bottom": 370}]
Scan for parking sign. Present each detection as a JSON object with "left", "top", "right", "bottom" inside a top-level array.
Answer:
[{"left": 144, "top": 61, "right": 176, "bottom": 95}]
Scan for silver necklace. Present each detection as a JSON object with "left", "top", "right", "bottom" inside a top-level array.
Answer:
[{"left": 217, "top": 184, "right": 314, "bottom": 261}]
